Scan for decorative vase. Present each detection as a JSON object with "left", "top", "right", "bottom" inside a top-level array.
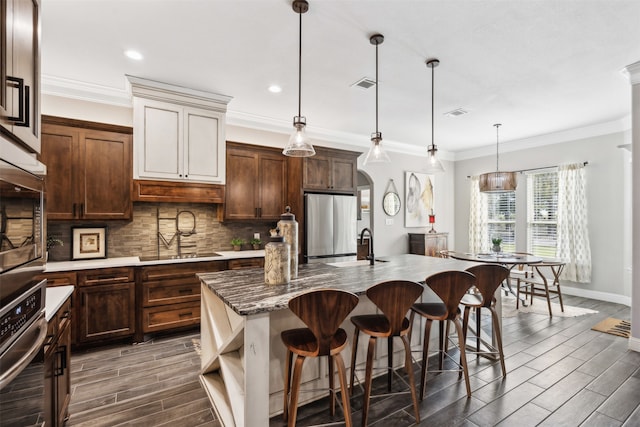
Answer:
[
  {"left": 492, "top": 244, "right": 502, "bottom": 253},
  {"left": 252, "top": 244, "right": 260, "bottom": 250},
  {"left": 233, "top": 245, "right": 241, "bottom": 251},
  {"left": 264, "top": 229, "right": 291, "bottom": 285},
  {"left": 277, "top": 206, "right": 299, "bottom": 279}
]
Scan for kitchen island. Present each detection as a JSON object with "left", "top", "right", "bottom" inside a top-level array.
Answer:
[{"left": 198, "top": 254, "right": 479, "bottom": 426}]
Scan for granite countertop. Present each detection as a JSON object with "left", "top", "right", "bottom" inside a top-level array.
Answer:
[
  {"left": 45, "top": 250, "right": 265, "bottom": 272},
  {"left": 198, "top": 254, "right": 478, "bottom": 316}
]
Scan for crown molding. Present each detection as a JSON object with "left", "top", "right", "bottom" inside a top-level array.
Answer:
[
  {"left": 42, "top": 74, "right": 131, "bottom": 106},
  {"left": 622, "top": 61, "right": 640, "bottom": 85}
]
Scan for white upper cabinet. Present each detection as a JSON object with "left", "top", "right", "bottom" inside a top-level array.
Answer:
[{"left": 129, "top": 76, "right": 232, "bottom": 184}]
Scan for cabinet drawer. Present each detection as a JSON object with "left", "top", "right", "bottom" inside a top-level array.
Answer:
[
  {"left": 142, "top": 301, "right": 200, "bottom": 333},
  {"left": 45, "top": 297, "right": 72, "bottom": 349},
  {"left": 142, "top": 278, "right": 200, "bottom": 307},
  {"left": 140, "top": 260, "right": 226, "bottom": 281},
  {"left": 39, "top": 272, "right": 77, "bottom": 287},
  {"left": 228, "top": 258, "right": 264, "bottom": 270},
  {"left": 77, "top": 267, "right": 134, "bottom": 285}
]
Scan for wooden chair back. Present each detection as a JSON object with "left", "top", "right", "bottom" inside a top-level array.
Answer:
[
  {"left": 424, "top": 270, "right": 476, "bottom": 319},
  {"left": 288, "top": 289, "right": 359, "bottom": 356},
  {"left": 466, "top": 264, "right": 510, "bottom": 307},
  {"left": 366, "top": 280, "right": 424, "bottom": 336},
  {"left": 533, "top": 262, "right": 565, "bottom": 285}
]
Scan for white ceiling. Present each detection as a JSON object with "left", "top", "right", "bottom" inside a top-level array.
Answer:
[{"left": 41, "top": 0, "right": 640, "bottom": 157}]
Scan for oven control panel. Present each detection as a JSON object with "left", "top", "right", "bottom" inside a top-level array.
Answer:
[{"left": 0, "top": 287, "right": 42, "bottom": 351}]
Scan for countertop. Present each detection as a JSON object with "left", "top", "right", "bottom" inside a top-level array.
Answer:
[
  {"left": 44, "top": 250, "right": 265, "bottom": 272},
  {"left": 198, "top": 254, "right": 478, "bottom": 316},
  {"left": 45, "top": 285, "right": 74, "bottom": 321}
]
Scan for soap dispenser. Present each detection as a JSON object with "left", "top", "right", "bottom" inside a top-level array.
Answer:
[
  {"left": 277, "top": 206, "right": 298, "bottom": 279},
  {"left": 264, "top": 228, "right": 291, "bottom": 285}
]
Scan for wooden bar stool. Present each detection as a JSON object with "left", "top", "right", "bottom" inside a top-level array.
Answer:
[
  {"left": 410, "top": 270, "right": 476, "bottom": 399},
  {"left": 462, "top": 264, "right": 510, "bottom": 377},
  {"left": 348, "top": 280, "right": 423, "bottom": 426},
  {"left": 281, "top": 288, "right": 359, "bottom": 427}
]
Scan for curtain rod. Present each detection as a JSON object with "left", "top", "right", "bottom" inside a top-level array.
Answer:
[{"left": 466, "top": 161, "right": 588, "bottom": 179}]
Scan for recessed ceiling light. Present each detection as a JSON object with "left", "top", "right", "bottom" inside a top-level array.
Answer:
[
  {"left": 444, "top": 108, "right": 468, "bottom": 117},
  {"left": 268, "top": 85, "right": 282, "bottom": 93},
  {"left": 124, "top": 50, "right": 143, "bottom": 61}
]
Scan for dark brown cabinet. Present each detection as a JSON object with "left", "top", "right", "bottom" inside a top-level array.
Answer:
[
  {"left": 0, "top": 0, "right": 41, "bottom": 153},
  {"left": 137, "top": 260, "right": 226, "bottom": 340},
  {"left": 41, "top": 117, "right": 133, "bottom": 220},
  {"left": 225, "top": 141, "right": 287, "bottom": 220},
  {"left": 408, "top": 232, "right": 449, "bottom": 257},
  {"left": 44, "top": 294, "right": 71, "bottom": 427},
  {"left": 227, "top": 257, "right": 264, "bottom": 270},
  {"left": 302, "top": 147, "right": 359, "bottom": 194},
  {"left": 76, "top": 267, "right": 136, "bottom": 344}
]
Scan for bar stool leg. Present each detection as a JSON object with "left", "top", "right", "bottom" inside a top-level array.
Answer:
[
  {"left": 288, "top": 355, "right": 306, "bottom": 427},
  {"left": 453, "top": 319, "right": 471, "bottom": 398},
  {"left": 283, "top": 349, "right": 293, "bottom": 421},
  {"left": 335, "top": 354, "right": 353, "bottom": 427},
  {"left": 420, "top": 318, "right": 433, "bottom": 400},
  {"left": 362, "top": 336, "right": 376, "bottom": 427},
  {"left": 490, "top": 306, "right": 507, "bottom": 376},
  {"left": 387, "top": 337, "right": 393, "bottom": 391},
  {"left": 349, "top": 327, "right": 360, "bottom": 395},
  {"left": 475, "top": 307, "right": 481, "bottom": 359},
  {"left": 328, "top": 355, "right": 335, "bottom": 416},
  {"left": 401, "top": 335, "right": 420, "bottom": 423}
]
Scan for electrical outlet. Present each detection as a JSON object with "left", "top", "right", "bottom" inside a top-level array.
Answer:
[
  {"left": 254, "top": 232, "right": 260, "bottom": 240},
  {"left": 385, "top": 218, "right": 394, "bottom": 225}
]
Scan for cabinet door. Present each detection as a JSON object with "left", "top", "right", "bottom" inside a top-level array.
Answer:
[
  {"left": 56, "top": 320, "right": 71, "bottom": 426},
  {"left": 257, "top": 152, "right": 287, "bottom": 219},
  {"left": 81, "top": 129, "right": 132, "bottom": 220},
  {"left": 184, "top": 107, "right": 224, "bottom": 183},
  {"left": 0, "top": 0, "right": 40, "bottom": 153},
  {"left": 41, "top": 124, "right": 78, "bottom": 220},
  {"left": 303, "top": 154, "right": 331, "bottom": 190},
  {"left": 330, "top": 156, "right": 357, "bottom": 193},
  {"left": 225, "top": 147, "right": 258, "bottom": 219},
  {"left": 134, "top": 98, "right": 182, "bottom": 180},
  {"left": 77, "top": 282, "right": 135, "bottom": 343}
]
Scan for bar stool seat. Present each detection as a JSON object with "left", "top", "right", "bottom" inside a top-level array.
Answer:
[
  {"left": 410, "top": 270, "right": 476, "bottom": 400},
  {"left": 281, "top": 288, "right": 359, "bottom": 427},
  {"left": 349, "top": 280, "right": 423, "bottom": 426}
]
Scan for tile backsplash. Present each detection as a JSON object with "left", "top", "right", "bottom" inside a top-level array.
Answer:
[{"left": 46, "top": 202, "right": 276, "bottom": 261}]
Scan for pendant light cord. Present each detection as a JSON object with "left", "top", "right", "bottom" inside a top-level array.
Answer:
[
  {"left": 431, "top": 61, "right": 434, "bottom": 148},
  {"left": 375, "top": 41, "right": 379, "bottom": 133},
  {"left": 495, "top": 123, "right": 501, "bottom": 171},
  {"left": 297, "top": 11, "right": 302, "bottom": 118}
]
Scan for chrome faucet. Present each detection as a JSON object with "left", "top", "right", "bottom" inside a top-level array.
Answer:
[{"left": 360, "top": 228, "right": 374, "bottom": 265}]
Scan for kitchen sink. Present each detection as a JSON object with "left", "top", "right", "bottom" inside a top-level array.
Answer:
[{"left": 326, "top": 259, "right": 389, "bottom": 268}]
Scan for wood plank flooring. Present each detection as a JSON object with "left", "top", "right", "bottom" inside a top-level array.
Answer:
[{"left": 65, "top": 294, "right": 638, "bottom": 426}]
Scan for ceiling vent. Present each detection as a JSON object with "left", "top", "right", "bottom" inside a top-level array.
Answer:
[
  {"left": 444, "top": 108, "right": 468, "bottom": 117},
  {"left": 351, "top": 77, "right": 376, "bottom": 90}
]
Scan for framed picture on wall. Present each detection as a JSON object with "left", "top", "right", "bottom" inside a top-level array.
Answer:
[
  {"left": 405, "top": 171, "right": 434, "bottom": 227},
  {"left": 72, "top": 226, "right": 107, "bottom": 260}
]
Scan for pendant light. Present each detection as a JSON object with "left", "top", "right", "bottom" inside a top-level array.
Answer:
[
  {"left": 425, "top": 58, "right": 445, "bottom": 173},
  {"left": 479, "top": 124, "right": 517, "bottom": 192},
  {"left": 283, "top": 0, "right": 315, "bottom": 157},
  {"left": 363, "top": 34, "right": 390, "bottom": 165}
]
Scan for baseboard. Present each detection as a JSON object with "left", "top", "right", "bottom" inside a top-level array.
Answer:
[
  {"left": 561, "top": 285, "right": 631, "bottom": 306},
  {"left": 628, "top": 336, "right": 640, "bottom": 352}
]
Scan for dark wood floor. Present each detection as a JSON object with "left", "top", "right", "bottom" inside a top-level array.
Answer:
[{"left": 66, "top": 294, "right": 637, "bottom": 426}]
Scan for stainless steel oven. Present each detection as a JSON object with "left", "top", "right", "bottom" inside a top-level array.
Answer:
[{"left": 0, "top": 137, "right": 47, "bottom": 419}]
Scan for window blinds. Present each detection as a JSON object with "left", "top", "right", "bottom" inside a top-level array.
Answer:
[
  {"left": 527, "top": 171, "right": 558, "bottom": 257},
  {"left": 487, "top": 191, "right": 516, "bottom": 251}
]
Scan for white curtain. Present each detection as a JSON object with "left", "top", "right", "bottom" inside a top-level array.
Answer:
[
  {"left": 557, "top": 163, "right": 592, "bottom": 282},
  {"left": 468, "top": 176, "right": 489, "bottom": 253}
]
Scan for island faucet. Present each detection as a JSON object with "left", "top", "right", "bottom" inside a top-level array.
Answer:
[{"left": 360, "top": 228, "right": 374, "bottom": 265}]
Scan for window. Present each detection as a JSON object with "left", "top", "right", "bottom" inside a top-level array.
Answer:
[
  {"left": 527, "top": 171, "right": 558, "bottom": 257},
  {"left": 486, "top": 191, "right": 516, "bottom": 252}
]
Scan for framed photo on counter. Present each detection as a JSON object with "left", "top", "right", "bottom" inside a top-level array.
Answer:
[{"left": 72, "top": 226, "right": 107, "bottom": 260}]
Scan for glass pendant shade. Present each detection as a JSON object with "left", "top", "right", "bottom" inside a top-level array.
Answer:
[
  {"left": 479, "top": 123, "right": 517, "bottom": 192},
  {"left": 424, "top": 144, "right": 445, "bottom": 173},
  {"left": 479, "top": 171, "right": 517, "bottom": 192},
  {"left": 363, "top": 132, "right": 390, "bottom": 164},
  {"left": 283, "top": 116, "right": 315, "bottom": 157}
]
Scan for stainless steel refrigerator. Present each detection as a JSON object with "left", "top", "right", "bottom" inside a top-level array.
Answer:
[{"left": 305, "top": 194, "right": 358, "bottom": 263}]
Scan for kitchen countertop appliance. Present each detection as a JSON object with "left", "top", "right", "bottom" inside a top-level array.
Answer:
[
  {"left": 304, "top": 194, "right": 357, "bottom": 263},
  {"left": 0, "top": 138, "right": 47, "bottom": 424}
]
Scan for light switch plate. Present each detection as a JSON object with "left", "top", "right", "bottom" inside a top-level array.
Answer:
[{"left": 385, "top": 218, "right": 394, "bottom": 225}]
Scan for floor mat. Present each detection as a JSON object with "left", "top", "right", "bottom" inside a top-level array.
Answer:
[{"left": 591, "top": 318, "right": 631, "bottom": 338}]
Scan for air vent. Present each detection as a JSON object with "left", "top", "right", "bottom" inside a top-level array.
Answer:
[
  {"left": 444, "top": 108, "right": 468, "bottom": 117},
  {"left": 351, "top": 77, "right": 376, "bottom": 90}
]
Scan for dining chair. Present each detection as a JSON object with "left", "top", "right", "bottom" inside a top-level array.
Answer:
[
  {"left": 410, "top": 270, "right": 476, "bottom": 399},
  {"left": 516, "top": 261, "right": 566, "bottom": 316},
  {"left": 462, "top": 264, "right": 510, "bottom": 377},
  {"left": 281, "top": 288, "right": 359, "bottom": 427},
  {"left": 349, "top": 280, "right": 423, "bottom": 426}
]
